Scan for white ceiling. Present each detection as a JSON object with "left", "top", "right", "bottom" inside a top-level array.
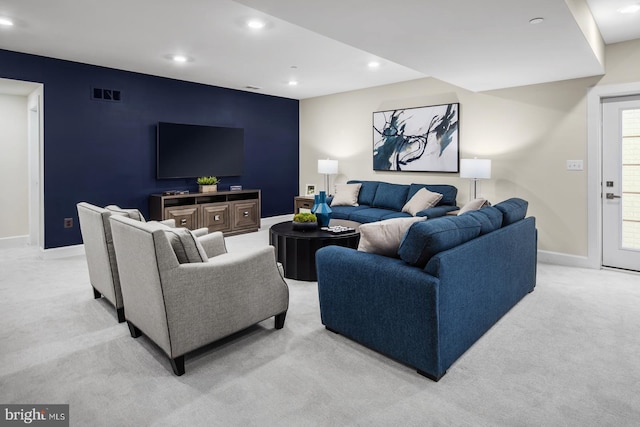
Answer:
[{"left": 0, "top": 0, "right": 638, "bottom": 99}]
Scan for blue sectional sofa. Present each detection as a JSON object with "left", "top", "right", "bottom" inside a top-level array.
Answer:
[
  {"left": 316, "top": 198, "right": 537, "bottom": 381},
  {"left": 329, "top": 180, "right": 459, "bottom": 223}
]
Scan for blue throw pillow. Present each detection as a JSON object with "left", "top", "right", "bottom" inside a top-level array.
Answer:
[
  {"left": 348, "top": 180, "right": 379, "bottom": 206},
  {"left": 371, "top": 182, "right": 410, "bottom": 211},
  {"left": 398, "top": 215, "right": 482, "bottom": 268},
  {"left": 494, "top": 198, "right": 528, "bottom": 226},
  {"left": 461, "top": 206, "right": 503, "bottom": 235},
  {"left": 408, "top": 184, "right": 458, "bottom": 206}
]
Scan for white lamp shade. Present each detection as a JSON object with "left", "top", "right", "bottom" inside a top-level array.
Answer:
[
  {"left": 318, "top": 159, "right": 338, "bottom": 174},
  {"left": 460, "top": 158, "right": 491, "bottom": 179}
]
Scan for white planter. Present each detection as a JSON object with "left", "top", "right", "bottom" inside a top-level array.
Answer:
[{"left": 199, "top": 184, "right": 218, "bottom": 193}]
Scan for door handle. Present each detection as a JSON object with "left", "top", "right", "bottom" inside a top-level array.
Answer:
[{"left": 606, "top": 193, "right": 621, "bottom": 199}]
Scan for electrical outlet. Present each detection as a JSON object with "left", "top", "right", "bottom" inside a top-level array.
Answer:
[
  {"left": 566, "top": 160, "right": 583, "bottom": 171},
  {"left": 64, "top": 218, "right": 73, "bottom": 228}
]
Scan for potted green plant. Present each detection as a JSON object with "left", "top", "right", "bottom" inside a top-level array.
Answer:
[
  {"left": 292, "top": 212, "right": 318, "bottom": 231},
  {"left": 197, "top": 176, "right": 220, "bottom": 193}
]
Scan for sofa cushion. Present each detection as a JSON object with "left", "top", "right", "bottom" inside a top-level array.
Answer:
[
  {"left": 495, "top": 198, "right": 529, "bottom": 226},
  {"left": 348, "top": 180, "right": 380, "bottom": 206},
  {"left": 372, "top": 182, "right": 410, "bottom": 211},
  {"left": 331, "top": 183, "right": 362, "bottom": 206},
  {"left": 458, "top": 198, "right": 490, "bottom": 214},
  {"left": 381, "top": 211, "right": 413, "bottom": 220},
  {"left": 357, "top": 217, "right": 426, "bottom": 257},
  {"left": 349, "top": 208, "right": 402, "bottom": 223},
  {"left": 330, "top": 205, "right": 368, "bottom": 220},
  {"left": 402, "top": 188, "right": 443, "bottom": 216},
  {"left": 461, "top": 206, "right": 503, "bottom": 235},
  {"left": 164, "top": 228, "right": 209, "bottom": 264},
  {"left": 398, "top": 215, "right": 482, "bottom": 268},
  {"left": 408, "top": 184, "right": 457, "bottom": 206},
  {"left": 105, "top": 205, "right": 145, "bottom": 222}
]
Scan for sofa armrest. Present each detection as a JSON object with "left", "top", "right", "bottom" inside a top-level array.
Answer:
[
  {"left": 192, "top": 227, "right": 208, "bottom": 237},
  {"left": 160, "top": 219, "right": 176, "bottom": 227},
  {"left": 316, "top": 246, "right": 442, "bottom": 375},
  {"left": 416, "top": 205, "right": 459, "bottom": 218},
  {"left": 161, "top": 246, "right": 289, "bottom": 357},
  {"left": 197, "top": 231, "right": 227, "bottom": 258},
  {"left": 423, "top": 216, "right": 537, "bottom": 373}
]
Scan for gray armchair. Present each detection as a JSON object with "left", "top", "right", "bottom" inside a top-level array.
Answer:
[
  {"left": 76, "top": 202, "right": 181, "bottom": 322},
  {"left": 109, "top": 215, "right": 289, "bottom": 375}
]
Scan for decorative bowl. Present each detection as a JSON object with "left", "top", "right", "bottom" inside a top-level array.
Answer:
[{"left": 292, "top": 221, "right": 318, "bottom": 231}]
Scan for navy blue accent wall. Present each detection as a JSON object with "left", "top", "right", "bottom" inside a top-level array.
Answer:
[{"left": 0, "top": 49, "right": 299, "bottom": 249}]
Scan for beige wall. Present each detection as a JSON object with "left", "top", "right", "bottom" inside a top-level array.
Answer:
[
  {"left": 0, "top": 93, "right": 28, "bottom": 239},
  {"left": 300, "top": 38, "right": 640, "bottom": 257}
]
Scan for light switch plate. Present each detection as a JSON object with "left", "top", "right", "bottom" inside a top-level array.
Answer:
[{"left": 566, "top": 160, "right": 583, "bottom": 171}]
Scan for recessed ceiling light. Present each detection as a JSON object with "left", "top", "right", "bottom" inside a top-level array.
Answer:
[
  {"left": 171, "top": 55, "right": 189, "bottom": 63},
  {"left": 0, "top": 17, "right": 14, "bottom": 26},
  {"left": 368, "top": 61, "right": 380, "bottom": 69},
  {"left": 247, "top": 19, "right": 265, "bottom": 29},
  {"left": 618, "top": 4, "right": 640, "bottom": 14},
  {"left": 529, "top": 17, "right": 544, "bottom": 24},
  {"left": 288, "top": 80, "right": 298, "bottom": 86}
]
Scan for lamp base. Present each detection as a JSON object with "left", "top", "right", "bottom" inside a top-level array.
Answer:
[
  {"left": 324, "top": 174, "right": 331, "bottom": 195},
  {"left": 469, "top": 179, "right": 480, "bottom": 201}
]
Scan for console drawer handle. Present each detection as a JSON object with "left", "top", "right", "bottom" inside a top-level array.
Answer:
[
  {"left": 243, "top": 211, "right": 249, "bottom": 217},
  {"left": 180, "top": 219, "right": 187, "bottom": 226}
]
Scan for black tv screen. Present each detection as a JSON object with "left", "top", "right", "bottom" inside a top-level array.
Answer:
[{"left": 156, "top": 122, "right": 244, "bottom": 179}]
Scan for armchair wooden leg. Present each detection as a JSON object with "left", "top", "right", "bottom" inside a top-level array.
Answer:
[
  {"left": 170, "top": 356, "right": 185, "bottom": 376},
  {"left": 92, "top": 287, "right": 101, "bottom": 299},
  {"left": 275, "top": 311, "right": 287, "bottom": 329},
  {"left": 116, "top": 307, "right": 125, "bottom": 323},
  {"left": 127, "top": 321, "right": 142, "bottom": 338}
]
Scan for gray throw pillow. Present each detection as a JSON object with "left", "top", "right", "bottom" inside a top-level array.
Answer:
[
  {"left": 357, "top": 217, "right": 426, "bottom": 257},
  {"left": 105, "top": 205, "right": 146, "bottom": 222},
  {"left": 402, "top": 188, "right": 443, "bottom": 216},
  {"left": 331, "top": 183, "right": 362, "bottom": 206},
  {"left": 458, "top": 198, "right": 490, "bottom": 215},
  {"left": 164, "top": 228, "right": 208, "bottom": 263}
]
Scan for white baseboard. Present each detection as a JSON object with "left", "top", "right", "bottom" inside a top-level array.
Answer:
[
  {"left": 36, "top": 215, "right": 293, "bottom": 259},
  {"left": 40, "top": 244, "right": 85, "bottom": 260},
  {"left": 537, "top": 250, "right": 598, "bottom": 269},
  {"left": 0, "top": 235, "right": 28, "bottom": 249},
  {"left": 19, "top": 230, "right": 604, "bottom": 269}
]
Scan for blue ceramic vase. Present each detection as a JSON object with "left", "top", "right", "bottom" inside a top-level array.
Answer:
[{"left": 312, "top": 191, "right": 332, "bottom": 227}]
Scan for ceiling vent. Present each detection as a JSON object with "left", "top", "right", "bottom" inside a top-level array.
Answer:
[{"left": 92, "top": 87, "right": 122, "bottom": 102}]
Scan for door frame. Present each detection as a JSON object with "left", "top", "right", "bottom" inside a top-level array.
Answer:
[
  {"left": 587, "top": 82, "right": 640, "bottom": 269},
  {"left": 27, "top": 86, "right": 44, "bottom": 249}
]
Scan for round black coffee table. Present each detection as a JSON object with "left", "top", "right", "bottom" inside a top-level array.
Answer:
[{"left": 269, "top": 219, "right": 361, "bottom": 281}]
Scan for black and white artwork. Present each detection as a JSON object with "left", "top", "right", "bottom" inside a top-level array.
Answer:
[{"left": 373, "top": 103, "right": 459, "bottom": 172}]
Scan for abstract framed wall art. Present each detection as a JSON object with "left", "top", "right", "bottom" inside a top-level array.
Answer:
[{"left": 373, "top": 103, "right": 459, "bottom": 172}]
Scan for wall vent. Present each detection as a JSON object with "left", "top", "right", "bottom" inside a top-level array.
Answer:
[{"left": 92, "top": 87, "right": 122, "bottom": 102}]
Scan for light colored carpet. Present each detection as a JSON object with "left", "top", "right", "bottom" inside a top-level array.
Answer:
[{"left": 1, "top": 216, "right": 639, "bottom": 426}]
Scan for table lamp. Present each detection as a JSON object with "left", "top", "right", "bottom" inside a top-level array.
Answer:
[
  {"left": 460, "top": 158, "right": 491, "bottom": 200},
  {"left": 318, "top": 159, "right": 338, "bottom": 194}
]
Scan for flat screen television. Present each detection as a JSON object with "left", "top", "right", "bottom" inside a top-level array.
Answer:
[{"left": 156, "top": 122, "right": 244, "bottom": 179}]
